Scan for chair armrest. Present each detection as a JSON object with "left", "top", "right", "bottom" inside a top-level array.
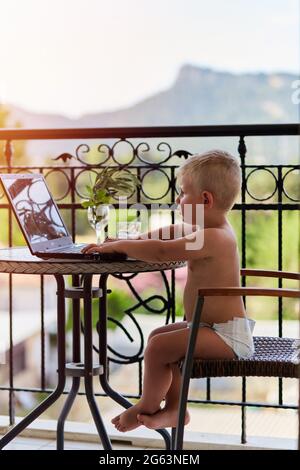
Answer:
[
  {"left": 240, "top": 269, "right": 300, "bottom": 281},
  {"left": 198, "top": 287, "right": 300, "bottom": 298}
]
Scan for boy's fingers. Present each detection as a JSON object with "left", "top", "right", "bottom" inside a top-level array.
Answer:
[
  {"left": 81, "top": 244, "right": 98, "bottom": 253},
  {"left": 87, "top": 246, "right": 101, "bottom": 253}
]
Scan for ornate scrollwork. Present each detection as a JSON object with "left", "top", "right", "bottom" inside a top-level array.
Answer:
[
  {"left": 111, "top": 139, "right": 136, "bottom": 166},
  {"left": 282, "top": 168, "right": 300, "bottom": 202},
  {"left": 140, "top": 168, "right": 171, "bottom": 201},
  {"left": 245, "top": 167, "right": 278, "bottom": 201},
  {"left": 44, "top": 169, "right": 71, "bottom": 201},
  {"left": 54, "top": 139, "right": 194, "bottom": 169},
  {"left": 74, "top": 168, "right": 99, "bottom": 199},
  {"left": 96, "top": 269, "right": 173, "bottom": 366},
  {"left": 75, "top": 144, "right": 93, "bottom": 166},
  {"left": 172, "top": 149, "right": 192, "bottom": 160},
  {"left": 52, "top": 153, "right": 74, "bottom": 163}
]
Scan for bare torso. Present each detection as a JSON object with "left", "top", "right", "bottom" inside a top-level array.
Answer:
[{"left": 183, "top": 224, "right": 246, "bottom": 324}]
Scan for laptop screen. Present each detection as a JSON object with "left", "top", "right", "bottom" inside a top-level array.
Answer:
[{"left": 2, "top": 175, "right": 69, "bottom": 243}]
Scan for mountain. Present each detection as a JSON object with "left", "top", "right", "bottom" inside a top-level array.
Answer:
[
  {"left": 79, "top": 66, "right": 298, "bottom": 126},
  {"left": 3, "top": 65, "right": 299, "bottom": 163}
]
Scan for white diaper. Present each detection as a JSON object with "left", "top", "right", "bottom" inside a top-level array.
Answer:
[{"left": 188, "top": 317, "right": 256, "bottom": 359}]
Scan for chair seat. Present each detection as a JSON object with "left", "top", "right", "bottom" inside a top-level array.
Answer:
[{"left": 188, "top": 336, "right": 300, "bottom": 379}]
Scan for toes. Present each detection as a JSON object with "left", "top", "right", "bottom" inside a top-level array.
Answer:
[
  {"left": 117, "top": 421, "right": 127, "bottom": 432},
  {"left": 111, "top": 414, "right": 120, "bottom": 424}
]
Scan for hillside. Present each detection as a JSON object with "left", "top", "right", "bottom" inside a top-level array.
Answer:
[{"left": 4, "top": 65, "right": 299, "bottom": 163}]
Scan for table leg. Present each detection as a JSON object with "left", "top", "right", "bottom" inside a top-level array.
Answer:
[
  {"left": 98, "top": 274, "right": 172, "bottom": 450},
  {"left": 82, "top": 274, "right": 112, "bottom": 450},
  {"left": 57, "top": 274, "right": 81, "bottom": 450},
  {"left": 56, "top": 377, "right": 80, "bottom": 450},
  {"left": 0, "top": 274, "right": 67, "bottom": 450}
]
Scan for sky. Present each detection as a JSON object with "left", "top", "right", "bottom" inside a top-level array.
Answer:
[{"left": 0, "top": 0, "right": 299, "bottom": 117}]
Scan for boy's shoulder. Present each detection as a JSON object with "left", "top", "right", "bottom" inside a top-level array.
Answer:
[{"left": 202, "top": 226, "right": 237, "bottom": 251}]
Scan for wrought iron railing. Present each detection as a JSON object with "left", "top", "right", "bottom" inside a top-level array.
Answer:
[{"left": 0, "top": 124, "right": 299, "bottom": 441}]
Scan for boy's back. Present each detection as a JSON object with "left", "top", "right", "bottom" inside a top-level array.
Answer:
[{"left": 184, "top": 222, "right": 246, "bottom": 324}]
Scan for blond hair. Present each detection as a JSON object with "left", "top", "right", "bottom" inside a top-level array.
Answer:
[{"left": 177, "top": 150, "right": 241, "bottom": 211}]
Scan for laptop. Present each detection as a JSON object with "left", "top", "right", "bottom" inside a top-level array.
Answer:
[{"left": 0, "top": 173, "right": 127, "bottom": 261}]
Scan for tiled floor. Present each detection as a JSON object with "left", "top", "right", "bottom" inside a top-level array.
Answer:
[
  {"left": 1, "top": 405, "right": 298, "bottom": 450},
  {"left": 3, "top": 436, "right": 146, "bottom": 451}
]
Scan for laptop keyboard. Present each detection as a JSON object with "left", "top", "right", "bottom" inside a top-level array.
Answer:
[
  {"left": 54, "top": 244, "right": 87, "bottom": 253},
  {"left": 39, "top": 244, "right": 128, "bottom": 261}
]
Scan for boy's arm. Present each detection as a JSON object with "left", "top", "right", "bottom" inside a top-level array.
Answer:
[
  {"left": 104, "top": 223, "right": 197, "bottom": 242},
  {"left": 139, "top": 223, "right": 198, "bottom": 240},
  {"left": 82, "top": 228, "right": 227, "bottom": 262}
]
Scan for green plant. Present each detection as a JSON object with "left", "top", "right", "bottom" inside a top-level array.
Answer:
[{"left": 81, "top": 166, "right": 141, "bottom": 209}]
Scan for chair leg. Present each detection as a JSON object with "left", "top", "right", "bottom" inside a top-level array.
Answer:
[
  {"left": 298, "top": 372, "right": 300, "bottom": 451},
  {"left": 171, "top": 427, "right": 176, "bottom": 450},
  {"left": 174, "top": 296, "right": 204, "bottom": 450},
  {"left": 241, "top": 377, "right": 247, "bottom": 444},
  {"left": 174, "top": 398, "right": 188, "bottom": 450}
]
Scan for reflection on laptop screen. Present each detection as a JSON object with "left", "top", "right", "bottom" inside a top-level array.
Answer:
[{"left": 4, "top": 176, "right": 68, "bottom": 243}]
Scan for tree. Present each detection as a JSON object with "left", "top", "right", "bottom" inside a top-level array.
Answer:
[{"left": 0, "top": 105, "right": 28, "bottom": 166}]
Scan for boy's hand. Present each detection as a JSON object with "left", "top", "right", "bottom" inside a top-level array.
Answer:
[{"left": 81, "top": 241, "right": 123, "bottom": 255}]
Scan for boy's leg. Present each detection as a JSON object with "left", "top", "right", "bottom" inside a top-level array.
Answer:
[
  {"left": 164, "top": 363, "right": 183, "bottom": 408},
  {"left": 137, "top": 363, "right": 190, "bottom": 429},
  {"left": 137, "top": 327, "right": 235, "bottom": 430},
  {"left": 113, "top": 328, "right": 189, "bottom": 432},
  {"left": 111, "top": 322, "right": 187, "bottom": 425},
  {"left": 113, "top": 326, "right": 234, "bottom": 432},
  {"left": 147, "top": 321, "right": 188, "bottom": 343},
  {"left": 147, "top": 323, "right": 188, "bottom": 415}
]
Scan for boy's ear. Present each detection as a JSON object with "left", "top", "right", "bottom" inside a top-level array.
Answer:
[
  {"left": 203, "top": 191, "right": 209, "bottom": 204},
  {"left": 202, "top": 191, "right": 213, "bottom": 207}
]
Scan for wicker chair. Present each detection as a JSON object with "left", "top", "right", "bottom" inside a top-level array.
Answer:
[{"left": 173, "top": 269, "right": 300, "bottom": 450}]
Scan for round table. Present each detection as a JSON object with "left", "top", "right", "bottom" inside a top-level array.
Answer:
[
  {"left": 0, "top": 247, "right": 184, "bottom": 275},
  {"left": 0, "top": 247, "right": 185, "bottom": 450}
]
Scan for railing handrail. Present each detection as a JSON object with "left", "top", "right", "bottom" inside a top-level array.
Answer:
[{"left": 0, "top": 123, "right": 299, "bottom": 140}]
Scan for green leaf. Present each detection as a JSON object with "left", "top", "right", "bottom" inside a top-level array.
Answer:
[
  {"left": 81, "top": 200, "right": 95, "bottom": 208},
  {"left": 95, "top": 188, "right": 106, "bottom": 197},
  {"left": 94, "top": 189, "right": 111, "bottom": 204},
  {"left": 85, "top": 185, "right": 94, "bottom": 195},
  {"left": 81, "top": 166, "right": 140, "bottom": 208}
]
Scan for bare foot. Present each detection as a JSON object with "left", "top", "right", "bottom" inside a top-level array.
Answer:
[
  {"left": 137, "top": 408, "right": 190, "bottom": 430},
  {"left": 111, "top": 403, "right": 160, "bottom": 432},
  {"left": 111, "top": 414, "right": 120, "bottom": 425}
]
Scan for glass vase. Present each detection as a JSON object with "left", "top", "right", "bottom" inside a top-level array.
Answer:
[{"left": 87, "top": 204, "right": 110, "bottom": 244}]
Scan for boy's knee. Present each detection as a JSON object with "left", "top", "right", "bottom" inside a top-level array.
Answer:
[
  {"left": 144, "top": 335, "right": 163, "bottom": 359},
  {"left": 147, "top": 327, "right": 163, "bottom": 343}
]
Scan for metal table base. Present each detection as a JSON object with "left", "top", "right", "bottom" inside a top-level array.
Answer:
[{"left": 0, "top": 273, "right": 171, "bottom": 450}]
